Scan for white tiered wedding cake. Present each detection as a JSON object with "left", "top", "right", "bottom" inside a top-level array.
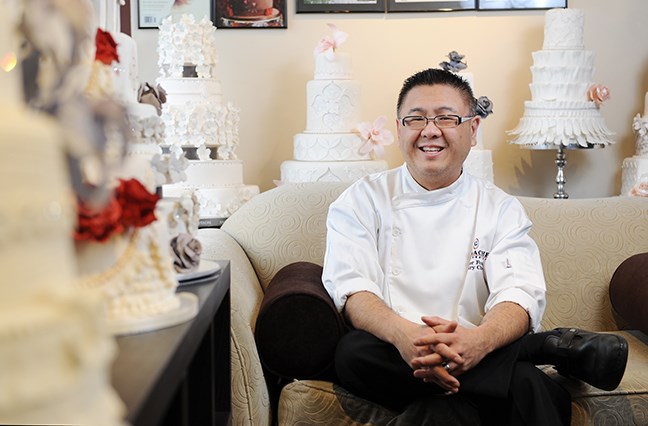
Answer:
[
  {"left": 622, "top": 93, "right": 648, "bottom": 195},
  {"left": 509, "top": 8, "right": 614, "bottom": 148},
  {"left": 158, "top": 14, "right": 259, "bottom": 220},
  {"left": 280, "top": 24, "right": 389, "bottom": 183},
  {"left": 76, "top": 27, "right": 198, "bottom": 336}
]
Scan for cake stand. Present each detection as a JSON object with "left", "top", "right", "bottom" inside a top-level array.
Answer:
[{"left": 523, "top": 143, "right": 600, "bottom": 199}]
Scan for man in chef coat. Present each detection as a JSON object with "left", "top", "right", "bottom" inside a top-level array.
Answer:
[{"left": 322, "top": 68, "right": 627, "bottom": 425}]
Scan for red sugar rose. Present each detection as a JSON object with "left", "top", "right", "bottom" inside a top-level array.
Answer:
[
  {"left": 95, "top": 28, "right": 119, "bottom": 65},
  {"left": 115, "top": 178, "right": 160, "bottom": 228},
  {"left": 74, "top": 178, "right": 160, "bottom": 242},
  {"left": 74, "top": 196, "right": 124, "bottom": 242}
]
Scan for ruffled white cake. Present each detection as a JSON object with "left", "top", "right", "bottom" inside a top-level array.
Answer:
[
  {"left": 509, "top": 8, "right": 615, "bottom": 148},
  {"left": 281, "top": 27, "right": 388, "bottom": 183},
  {"left": 157, "top": 14, "right": 259, "bottom": 219},
  {"left": 621, "top": 92, "right": 648, "bottom": 195}
]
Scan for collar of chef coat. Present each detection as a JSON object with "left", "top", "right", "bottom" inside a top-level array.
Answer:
[{"left": 395, "top": 164, "right": 468, "bottom": 209}]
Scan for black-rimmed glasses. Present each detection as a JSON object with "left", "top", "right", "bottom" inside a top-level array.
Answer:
[{"left": 400, "top": 114, "right": 475, "bottom": 130}]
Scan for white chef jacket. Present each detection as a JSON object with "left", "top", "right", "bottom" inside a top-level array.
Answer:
[{"left": 322, "top": 164, "right": 546, "bottom": 332}]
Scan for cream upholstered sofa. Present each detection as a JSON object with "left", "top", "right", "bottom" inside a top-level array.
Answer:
[{"left": 198, "top": 182, "right": 648, "bottom": 426}]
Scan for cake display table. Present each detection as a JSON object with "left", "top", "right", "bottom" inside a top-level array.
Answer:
[{"left": 111, "top": 261, "right": 230, "bottom": 426}]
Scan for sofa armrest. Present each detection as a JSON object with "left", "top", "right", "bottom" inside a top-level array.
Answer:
[
  {"left": 610, "top": 252, "right": 648, "bottom": 335},
  {"left": 198, "top": 228, "right": 272, "bottom": 426}
]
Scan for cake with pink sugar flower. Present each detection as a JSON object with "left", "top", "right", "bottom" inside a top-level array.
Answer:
[
  {"left": 280, "top": 24, "right": 391, "bottom": 183},
  {"left": 509, "top": 8, "right": 615, "bottom": 149}
]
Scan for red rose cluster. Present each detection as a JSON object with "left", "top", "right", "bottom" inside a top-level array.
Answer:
[{"left": 74, "top": 179, "right": 160, "bottom": 242}]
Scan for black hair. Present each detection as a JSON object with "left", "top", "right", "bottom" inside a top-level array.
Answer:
[{"left": 396, "top": 68, "right": 477, "bottom": 117}]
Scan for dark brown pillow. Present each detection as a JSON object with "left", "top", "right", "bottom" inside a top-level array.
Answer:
[
  {"left": 609, "top": 252, "right": 648, "bottom": 334},
  {"left": 255, "top": 261, "right": 346, "bottom": 380}
]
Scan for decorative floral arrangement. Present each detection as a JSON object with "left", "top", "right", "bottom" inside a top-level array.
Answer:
[
  {"left": 588, "top": 84, "right": 610, "bottom": 107},
  {"left": 439, "top": 51, "right": 467, "bottom": 73},
  {"left": 158, "top": 14, "right": 218, "bottom": 79},
  {"left": 138, "top": 82, "right": 167, "bottom": 116},
  {"left": 632, "top": 113, "right": 648, "bottom": 156},
  {"left": 74, "top": 178, "right": 160, "bottom": 243},
  {"left": 357, "top": 116, "right": 394, "bottom": 158},
  {"left": 438, "top": 51, "right": 494, "bottom": 119},
  {"left": 629, "top": 174, "right": 648, "bottom": 197},
  {"left": 476, "top": 96, "right": 494, "bottom": 119},
  {"left": 170, "top": 233, "right": 203, "bottom": 273},
  {"left": 314, "top": 23, "right": 348, "bottom": 60},
  {"left": 151, "top": 147, "right": 189, "bottom": 187}
]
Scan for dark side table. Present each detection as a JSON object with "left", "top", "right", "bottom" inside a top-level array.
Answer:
[{"left": 111, "top": 261, "right": 231, "bottom": 426}]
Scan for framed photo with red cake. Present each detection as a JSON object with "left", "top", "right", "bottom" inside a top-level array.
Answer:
[
  {"left": 387, "top": 0, "right": 474, "bottom": 13},
  {"left": 297, "top": 0, "right": 385, "bottom": 13},
  {"left": 138, "top": 0, "right": 212, "bottom": 28},
  {"left": 213, "top": 0, "right": 287, "bottom": 28},
  {"left": 476, "top": 0, "right": 566, "bottom": 10}
]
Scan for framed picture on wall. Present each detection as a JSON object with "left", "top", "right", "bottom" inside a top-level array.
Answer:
[
  {"left": 297, "top": 0, "right": 385, "bottom": 13},
  {"left": 213, "top": 0, "right": 286, "bottom": 27},
  {"left": 387, "top": 0, "right": 474, "bottom": 13},
  {"left": 138, "top": 0, "right": 211, "bottom": 28},
  {"left": 477, "top": 0, "right": 566, "bottom": 10}
]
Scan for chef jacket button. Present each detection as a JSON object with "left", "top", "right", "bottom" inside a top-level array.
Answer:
[
  {"left": 392, "top": 227, "right": 401, "bottom": 237},
  {"left": 393, "top": 269, "right": 400, "bottom": 276}
]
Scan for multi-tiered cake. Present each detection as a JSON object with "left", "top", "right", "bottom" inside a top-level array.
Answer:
[
  {"left": 0, "top": 2, "right": 124, "bottom": 421},
  {"left": 509, "top": 8, "right": 615, "bottom": 148},
  {"left": 77, "top": 27, "right": 198, "bottom": 336},
  {"left": 439, "top": 51, "right": 494, "bottom": 182},
  {"left": 158, "top": 14, "right": 259, "bottom": 220},
  {"left": 622, "top": 93, "right": 648, "bottom": 195},
  {"left": 280, "top": 24, "right": 388, "bottom": 183}
]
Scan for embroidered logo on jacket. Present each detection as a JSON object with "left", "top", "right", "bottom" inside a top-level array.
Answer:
[{"left": 468, "top": 238, "right": 489, "bottom": 271}]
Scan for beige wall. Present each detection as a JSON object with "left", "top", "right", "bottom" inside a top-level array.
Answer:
[{"left": 130, "top": 0, "right": 648, "bottom": 198}]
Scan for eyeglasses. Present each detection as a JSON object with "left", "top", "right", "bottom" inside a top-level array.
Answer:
[{"left": 399, "top": 114, "right": 475, "bottom": 130}]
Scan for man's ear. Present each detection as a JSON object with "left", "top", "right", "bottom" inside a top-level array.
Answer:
[{"left": 470, "top": 116, "right": 481, "bottom": 147}]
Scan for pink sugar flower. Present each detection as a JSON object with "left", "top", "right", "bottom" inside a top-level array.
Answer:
[
  {"left": 588, "top": 84, "right": 610, "bottom": 106},
  {"left": 314, "top": 23, "right": 348, "bottom": 60},
  {"left": 358, "top": 116, "right": 394, "bottom": 159}
]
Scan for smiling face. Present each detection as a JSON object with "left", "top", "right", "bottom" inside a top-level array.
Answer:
[{"left": 396, "top": 84, "right": 480, "bottom": 191}]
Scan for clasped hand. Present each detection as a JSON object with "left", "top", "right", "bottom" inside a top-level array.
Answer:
[{"left": 409, "top": 316, "right": 490, "bottom": 394}]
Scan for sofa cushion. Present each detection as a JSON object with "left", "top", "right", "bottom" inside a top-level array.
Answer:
[
  {"left": 609, "top": 253, "right": 648, "bottom": 335},
  {"left": 278, "top": 380, "right": 398, "bottom": 425},
  {"left": 255, "top": 261, "right": 346, "bottom": 379}
]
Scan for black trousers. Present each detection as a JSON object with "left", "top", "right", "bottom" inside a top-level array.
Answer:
[{"left": 335, "top": 329, "right": 571, "bottom": 426}]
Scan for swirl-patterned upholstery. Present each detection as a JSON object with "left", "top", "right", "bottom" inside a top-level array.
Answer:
[{"left": 198, "top": 182, "right": 648, "bottom": 425}]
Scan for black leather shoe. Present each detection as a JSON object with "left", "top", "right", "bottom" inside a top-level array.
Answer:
[{"left": 544, "top": 328, "right": 628, "bottom": 391}]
